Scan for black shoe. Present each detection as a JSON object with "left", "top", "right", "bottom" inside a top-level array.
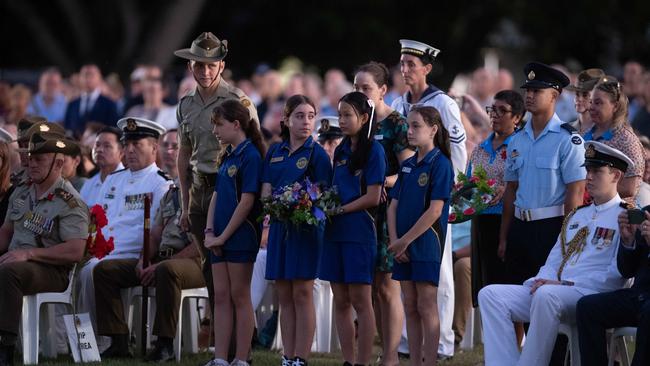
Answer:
[
  {"left": 101, "top": 335, "right": 130, "bottom": 358},
  {"left": 145, "top": 342, "right": 174, "bottom": 363},
  {"left": 397, "top": 352, "right": 410, "bottom": 360},
  {"left": 0, "top": 345, "right": 14, "bottom": 366}
]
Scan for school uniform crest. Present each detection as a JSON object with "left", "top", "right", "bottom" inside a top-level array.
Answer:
[
  {"left": 418, "top": 172, "right": 429, "bottom": 187},
  {"left": 296, "top": 157, "right": 308, "bottom": 169},
  {"left": 227, "top": 165, "right": 238, "bottom": 177}
]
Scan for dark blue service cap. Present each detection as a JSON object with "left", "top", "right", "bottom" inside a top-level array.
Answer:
[{"left": 520, "top": 62, "right": 570, "bottom": 91}]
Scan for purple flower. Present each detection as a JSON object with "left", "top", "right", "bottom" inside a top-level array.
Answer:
[
  {"left": 312, "top": 206, "right": 326, "bottom": 221},
  {"left": 307, "top": 183, "right": 320, "bottom": 200}
]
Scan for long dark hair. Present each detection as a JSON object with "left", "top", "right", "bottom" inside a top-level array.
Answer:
[
  {"left": 338, "top": 91, "right": 377, "bottom": 173},
  {"left": 409, "top": 106, "right": 451, "bottom": 161},
  {"left": 280, "top": 94, "right": 317, "bottom": 142},
  {"left": 212, "top": 99, "right": 267, "bottom": 166}
]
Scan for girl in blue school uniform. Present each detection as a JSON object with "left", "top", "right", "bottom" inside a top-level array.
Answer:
[
  {"left": 204, "top": 99, "right": 266, "bottom": 366},
  {"left": 320, "top": 91, "right": 386, "bottom": 366},
  {"left": 387, "top": 106, "right": 453, "bottom": 366},
  {"left": 262, "top": 95, "right": 333, "bottom": 366}
]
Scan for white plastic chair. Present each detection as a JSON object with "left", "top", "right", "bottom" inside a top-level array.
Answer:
[
  {"left": 20, "top": 265, "right": 76, "bottom": 365},
  {"left": 558, "top": 322, "right": 581, "bottom": 366},
  {"left": 122, "top": 286, "right": 209, "bottom": 362},
  {"left": 271, "top": 279, "right": 335, "bottom": 353},
  {"left": 459, "top": 307, "right": 481, "bottom": 350},
  {"left": 608, "top": 327, "right": 636, "bottom": 366}
]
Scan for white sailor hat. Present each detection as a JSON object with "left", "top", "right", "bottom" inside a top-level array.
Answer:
[
  {"left": 116, "top": 117, "right": 166, "bottom": 141},
  {"left": 399, "top": 39, "right": 441, "bottom": 64},
  {"left": 0, "top": 127, "right": 15, "bottom": 143},
  {"left": 315, "top": 116, "right": 343, "bottom": 142},
  {"left": 583, "top": 141, "right": 634, "bottom": 172}
]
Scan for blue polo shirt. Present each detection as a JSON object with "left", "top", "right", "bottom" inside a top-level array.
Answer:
[
  {"left": 262, "top": 136, "right": 332, "bottom": 187},
  {"left": 213, "top": 139, "right": 263, "bottom": 251},
  {"left": 390, "top": 148, "right": 453, "bottom": 262},
  {"left": 325, "top": 139, "right": 386, "bottom": 243},
  {"left": 504, "top": 114, "right": 586, "bottom": 209},
  {"left": 583, "top": 126, "right": 613, "bottom": 141}
]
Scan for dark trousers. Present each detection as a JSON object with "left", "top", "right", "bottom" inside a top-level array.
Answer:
[
  {"left": 470, "top": 214, "right": 508, "bottom": 306},
  {"left": 577, "top": 288, "right": 650, "bottom": 366},
  {"left": 94, "top": 257, "right": 205, "bottom": 337},
  {"left": 0, "top": 262, "right": 69, "bottom": 335},
  {"left": 505, "top": 216, "right": 564, "bottom": 285}
]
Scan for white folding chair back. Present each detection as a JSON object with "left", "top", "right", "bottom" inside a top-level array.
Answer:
[{"left": 608, "top": 327, "right": 636, "bottom": 366}]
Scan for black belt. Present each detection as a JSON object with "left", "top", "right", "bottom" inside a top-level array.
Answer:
[{"left": 194, "top": 172, "right": 217, "bottom": 186}]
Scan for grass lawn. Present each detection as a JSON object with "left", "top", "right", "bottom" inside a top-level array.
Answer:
[{"left": 25, "top": 346, "right": 485, "bottom": 366}]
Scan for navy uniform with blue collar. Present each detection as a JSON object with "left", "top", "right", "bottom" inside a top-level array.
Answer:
[
  {"left": 390, "top": 148, "right": 454, "bottom": 284},
  {"left": 504, "top": 62, "right": 586, "bottom": 285},
  {"left": 319, "top": 139, "right": 386, "bottom": 284},
  {"left": 210, "top": 139, "right": 263, "bottom": 263},
  {"left": 263, "top": 136, "right": 332, "bottom": 280}
]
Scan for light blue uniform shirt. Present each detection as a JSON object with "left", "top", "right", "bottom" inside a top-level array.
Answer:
[{"left": 504, "top": 114, "right": 586, "bottom": 209}]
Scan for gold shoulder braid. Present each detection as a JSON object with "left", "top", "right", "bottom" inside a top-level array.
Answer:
[{"left": 557, "top": 208, "right": 590, "bottom": 280}]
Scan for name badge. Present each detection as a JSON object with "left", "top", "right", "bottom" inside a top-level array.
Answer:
[
  {"left": 336, "top": 159, "right": 347, "bottom": 167},
  {"left": 402, "top": 167, "right": 412, "bottom": 173},
  {"left": 104, "top": 193, "right": 115, "bottom": 199},
  {"left": 374, "top": 134, "right": 384, "bottom": 140},
  {"left": 270, "top": 156, "right": 284, "bottom": 163}
]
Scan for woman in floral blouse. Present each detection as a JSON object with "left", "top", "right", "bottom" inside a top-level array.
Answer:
[
  {"left": 583, "top": 77, "right": 645, "bottom": 201},
  {"left": 354, "top": 61, "right": 413, "bottom": 366},
  {"left": 467, "top": 90, "right": 524, "bottom": 305}
]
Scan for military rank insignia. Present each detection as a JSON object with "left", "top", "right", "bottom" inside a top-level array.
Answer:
[
  {"left": 55, "top": 188, "right": 78, "bottom": 208},
  {"left": 23, "top": 211, "right": 54, "bottom": 235},
  {"left": 592, "top": 227, "right": 615, "bottom": 249},
  {"left": 125, "top": 193, "right": 152, "bottom": 210}
]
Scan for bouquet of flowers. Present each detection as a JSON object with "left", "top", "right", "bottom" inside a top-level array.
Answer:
[
  {"left": 261, "top": 178, "right": 340, "bottom": 226},
  {"left": 86, "top": 204, "right": 114, "bottom": 259},
  {"left": 449, "top": 166, "right": 496, "bottom": 224}
]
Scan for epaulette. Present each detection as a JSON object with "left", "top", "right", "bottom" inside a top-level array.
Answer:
[
  {"left": 109, "top": 168, "right": 127, "bottom": 175},
  {"left": 157, "top": 170, "right": 172, "bottom": 181},
  {"left": 54, "top": 187, "right": 79, "bottom": 208},
  {"left": 575, "top": 203, "right": 590, "bottom": 211},
  {"left": 561, "top": 123, "right": 584, "bottom": 145},
  {"left": 620, "top": 201, "right": 634, "bottom": 209},
  {"left": 560, "top": 122, "right": 579, "bottom": 134}
]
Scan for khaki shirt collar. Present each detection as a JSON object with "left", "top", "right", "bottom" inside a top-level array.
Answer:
[
  {"left": 191, "top": 79, "right": 232, "bottom": 106},
  {"left": 34, "top": 177, "right": 65, "bottom": 202}
]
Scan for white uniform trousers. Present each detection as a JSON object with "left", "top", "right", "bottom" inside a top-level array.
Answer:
[
  {"left": 251, "top": 248, "right": 269, "bottom": 311},
  {"left": 397, "top": 224, "right": 456, "bottom": 357},
  {"left": 478, "top": 283, "right": 586, "bottom": 366}
]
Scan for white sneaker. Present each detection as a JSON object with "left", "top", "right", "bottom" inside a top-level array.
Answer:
[
  {"left": 203, "top": 358, "right": 230, "bottom": 366},
  {"left": 230, "top": 359, "right": 250, "bottom": 366}
]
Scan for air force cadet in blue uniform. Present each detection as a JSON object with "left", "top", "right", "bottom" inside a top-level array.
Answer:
[
  {"left": 390, "top": 38, "right": 467, "bottom": 359},
  {"left": 500, "top": 62, "right": 586, "bottom": 285},
  {"left": 479, "top": 141, "right": 631, "bottom": 366}
]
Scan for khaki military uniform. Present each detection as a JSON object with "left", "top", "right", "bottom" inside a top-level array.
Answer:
[
  {"left": 95, "top": 182, "right": 204, "bottom": 338},
  {"left": 0, "top": 178, "right": 89, "bottom": 335},
  {"left": 177, "top": 80, "right": 258, "bottom": 299}
]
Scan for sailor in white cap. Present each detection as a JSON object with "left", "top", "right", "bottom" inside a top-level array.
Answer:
[
  {"left": 391, "top": 39, "right": 467, "bottom": 360},
  {"left": 75, "top": 117, "right": 172, "bottom": 355},
  {"left": 0, "top": 127, "right": 14, "bottom": 144},
  {"left": 479, "top": 141, "right": 632, "bottom": 366},
  {"left": 315, "top": 116, "right": 344, "bottom": 161}
]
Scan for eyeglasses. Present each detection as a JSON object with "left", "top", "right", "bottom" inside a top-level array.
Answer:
[
  {"left": 486, "top": 105, "right": 513, "bottom": 118},
  {"left": 597, "top": 80, "right": 622, "bottom": 101}
]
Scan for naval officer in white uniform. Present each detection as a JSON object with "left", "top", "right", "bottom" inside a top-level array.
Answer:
[
  {"left": 76, "top": 117, "right": 172, "bottom": 345},
  {"left": 478, "top": 141, "right": 632, "bottom": 366}
]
